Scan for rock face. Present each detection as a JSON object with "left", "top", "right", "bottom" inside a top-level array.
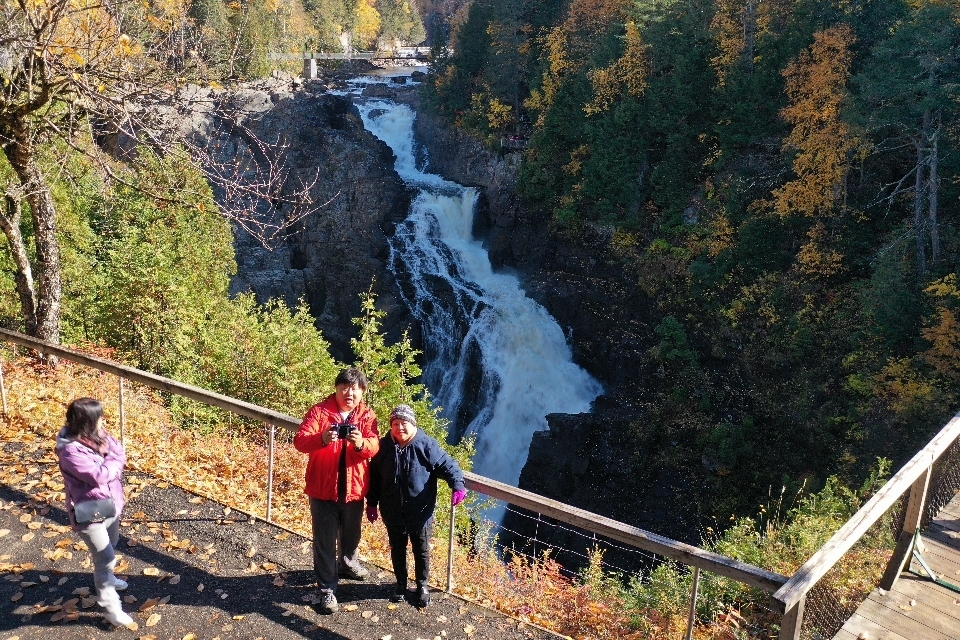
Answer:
[{"left": 177, "top": 72, "right": 413, "bottom": 360}]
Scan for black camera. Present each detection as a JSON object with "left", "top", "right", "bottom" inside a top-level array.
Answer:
[{"left": 334, "top": 423, "right": 356, "bottom": 439}]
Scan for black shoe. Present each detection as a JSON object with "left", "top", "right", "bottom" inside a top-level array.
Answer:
[
  {"left": 414, "top": 586, "right": 430, "bottom": 608},
  {"left": 319, "top": 591, "right": 338, "bottom": 614},
  {"left": 390, "top": 585, "right": 406, "bottom": 603},
  {"left": 338, "top": 565, "right": 369, "bottom": 581}
]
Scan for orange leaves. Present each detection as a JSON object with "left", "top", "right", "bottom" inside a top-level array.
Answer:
[{"left": 773, "top": 25, "right": 859, "bottom": 223}]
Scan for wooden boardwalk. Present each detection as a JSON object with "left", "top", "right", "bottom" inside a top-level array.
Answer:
[{"left": 834, "top": 493, "right": 960, "bottom": 640}]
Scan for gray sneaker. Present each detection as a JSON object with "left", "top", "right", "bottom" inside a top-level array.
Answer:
[
  {"left": 319, "top": 591, "right": 338, "bottom": 614},
  {"left": 338, "top": 565, "right": 369, "bottom": 581}
]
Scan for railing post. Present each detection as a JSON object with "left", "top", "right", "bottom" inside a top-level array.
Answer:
[
  {"left": 118, "top": 377, "right": 126, "bottom": 444},
  {"left": 684, "top": 566, "right": 700, "bottom": 640},
  {"left": 266, "top": 423, "right": 275, "bottom": 523},
  {"left": 0, "top": 350, "right": 8, "bottom": 415},
  {"left": 880, "top": 462, "right": 932, "bottom": 590},
  {"left": 446, "top": 494, "right": 456, "bottom": 593},
  {"left": 779, "top": 594, "right": 805, "bottom": 640}
]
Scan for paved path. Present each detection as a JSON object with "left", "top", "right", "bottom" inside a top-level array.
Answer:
[
  {"left": 0, "top": 434, "right": 556, "bottom": 640},
  {"left": 832, "top": 493, "right": 960, "bottom": 640}
]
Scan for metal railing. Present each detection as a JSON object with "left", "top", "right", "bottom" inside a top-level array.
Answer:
[{"left": 20, "top": 327, "right": 929, "bottom": 638}]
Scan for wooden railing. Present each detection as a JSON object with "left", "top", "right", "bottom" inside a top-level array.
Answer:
[
  {"left": 772, "top": 411, "right": 960, "bottom": 639},
  {"left": 26, "top": 327, "right": 950, "bottom": 638}
]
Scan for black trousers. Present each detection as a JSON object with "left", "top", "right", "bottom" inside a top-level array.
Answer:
[
  {"left": 384, "top": 518, "right": 433, "bottom": 589},
  {"left": 309, "top": 498, "right": 365, "bottom": 592}
]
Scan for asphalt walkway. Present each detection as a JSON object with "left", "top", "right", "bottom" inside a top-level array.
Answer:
[{"left": 0, "top": 431, "right": 556, "bottom": 640}]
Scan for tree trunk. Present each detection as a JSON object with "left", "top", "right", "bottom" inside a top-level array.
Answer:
[
  {"left": 4, "top": 125, "right": 62, "bottom": 343},
  {"left": 0, "top": 193, "right": 38, "bottom": 335},
  {"left": 927, "top": 110, "right": 940, "bottom": 266},
  {"left": 913, "top": 134, "right": 927, "bottom": 276}
]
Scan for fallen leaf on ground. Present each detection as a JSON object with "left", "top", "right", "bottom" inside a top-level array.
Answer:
[
  {"left": 362, "top": 610, "right": 374, "bottom": 618},
  {"left": 0, "top": 529, "right": 9, "bottom": 538},
  {"left": 10, "top": 592, "right": 23, "bottom": 602},
  {"left": 143, "top": 567, "right": 160, "bottom": 576},
  {"left": 169, "top": 575, "right": 181, "bottom": 585},
  {"left": 342, "top": 604, "right": 359, "bottom": 611},
  {"left": 146, "top": 613, "right": 161, "bottom": 627},
  {"left": 139, "top": 598, "right": 160, "bottom": 611},
  {"left": 20, "top": 533, "right": 34, "bottom": 542}
]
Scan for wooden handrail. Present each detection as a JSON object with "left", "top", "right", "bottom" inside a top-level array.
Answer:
[
  {"left": 0, "top": 328, "right": 301, "bottom": 431},
  {"left": 772, "top": 411, "right": 960, "bottom": 611},
  {"left": 2, "top": 328, "right": 789, "bottom": 597},
  {"left": 465, "top": 471, "right": 789, "bottom": 593}
]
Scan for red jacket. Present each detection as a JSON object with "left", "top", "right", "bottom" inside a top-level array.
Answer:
[{"left": 294, "top": 395, "right": 380, "bottom": 502}]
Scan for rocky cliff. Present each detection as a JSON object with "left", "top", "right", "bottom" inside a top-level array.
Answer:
[{"left": 176, "top": 72, "right": 413, "bottom": 360}]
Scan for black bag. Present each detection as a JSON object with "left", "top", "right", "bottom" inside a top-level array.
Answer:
[{"left": 74, "top": 498, "right": 116, "bottom": 524}]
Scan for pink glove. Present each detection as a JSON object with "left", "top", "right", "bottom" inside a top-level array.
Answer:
[
  {"left": 452, "top": 489, "right": 467, "bottom": 506},
  {"left": 366, "top": 505, "right": 379, "bottom": 523}
]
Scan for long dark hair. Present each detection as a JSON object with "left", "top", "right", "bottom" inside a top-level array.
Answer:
[{"left": 64, "top": 397, "right": 104, "bottom": 443}]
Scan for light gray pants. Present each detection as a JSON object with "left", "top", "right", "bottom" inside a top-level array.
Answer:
[{"left": 76, "top": 515, "right": 121, "bottom": 608}]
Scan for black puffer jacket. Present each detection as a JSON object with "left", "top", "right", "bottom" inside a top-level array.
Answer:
[{"left": 368, "top": 430, "right": 465, "bottom": 530}]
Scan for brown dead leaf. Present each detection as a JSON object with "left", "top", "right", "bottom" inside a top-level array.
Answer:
[
  {"left": 139, "top": 598, "right": 160, "bottom": 612},
  {"left": 19, "top": 514, "right": 31, "bottom": 523},
  {"left": 146, "top": 613, "right": 161, "bottom": 627},
  {"left": 123, "top": 595, "right": 137, "bottom": 603},
  {"left": 20, "top": 532, "right": 34, "bottom": 542},
  {"left": 158, "top": 595, "right": 171, "bottom": 605},
  {"left": 26, "top": 522, "right": 42, "bottom": 530},
  {"left": 169, "top": 575, "right": 181, "bottom": 585},
  {"left": 11, "top": 592, "right": 23, "bottom": 602}
]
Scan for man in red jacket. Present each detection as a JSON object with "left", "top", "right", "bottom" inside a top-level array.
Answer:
[{"left": 294, "top": 367, "right": 380, "bottom": 613}]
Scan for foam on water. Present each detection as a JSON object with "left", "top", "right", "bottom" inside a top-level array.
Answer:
[{"left": 355, "top": 97, "right": 603, "bottom": 499}]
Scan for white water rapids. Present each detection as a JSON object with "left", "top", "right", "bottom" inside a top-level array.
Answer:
[{"left": 355, "top": 96, "right": 603, "bottom": 491}]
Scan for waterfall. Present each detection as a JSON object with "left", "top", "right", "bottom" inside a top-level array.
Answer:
[{"left": 356, "top": 97, "right": 604, "bottom": 491}]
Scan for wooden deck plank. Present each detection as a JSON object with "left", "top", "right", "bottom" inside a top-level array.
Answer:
[
  {"left": 882, "top": 575, "right": 960, "bottom": 622},
  {"left": 830, "top": 493, "right": 960, "bottom": 640},
  {"left": 853, "top": 596, "right": 952, "bottom": 640},
  {"left": 836, "top": 611, "right": 914, "bottom": 640}
]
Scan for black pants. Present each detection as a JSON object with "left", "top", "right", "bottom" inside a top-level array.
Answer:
[
  {"left": 384, "top": 518, "right": 433, "bottom": 589},
  {"left": 309, "top": 498, "right": 365, "bottom": 592}
]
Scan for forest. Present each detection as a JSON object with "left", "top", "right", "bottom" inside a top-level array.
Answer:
[
  {"left": 423, "top": 0, "right": 960, "bottom": 519},
  {"left": 2, "top": 0, "right": 959, "bottom": 634}
]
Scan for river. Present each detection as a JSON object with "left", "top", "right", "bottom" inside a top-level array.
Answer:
[{"left": 346, "top": 78, "right": 603, "bottom": 494}]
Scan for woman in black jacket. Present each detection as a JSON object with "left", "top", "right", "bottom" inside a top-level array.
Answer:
[{"left": 367, "top": 404, "right": 466, "bottom": 607}]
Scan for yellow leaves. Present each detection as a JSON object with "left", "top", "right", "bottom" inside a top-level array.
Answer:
[
  {"left": 143, "top": 567, "right": 160, "bottom": 576},
  {"left": 355, "top": 0, "right": 382, "bottom": 49},
  {"left": 146, "top": 612, "right": 161, "bottom": 626},
  {"left": 584, "top": 22, "right": 649, "bottom": 116},
  {"left": 772, "top": 25, "right": 859, "bottom": 221}
]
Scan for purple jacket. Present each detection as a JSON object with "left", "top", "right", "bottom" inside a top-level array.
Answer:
[{"left": 56, "top": 428, "right": 126, "bottom": 529}]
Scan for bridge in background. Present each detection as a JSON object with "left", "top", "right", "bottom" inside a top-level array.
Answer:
[
  {"left": 266, "top": 48, "right": 434, "bottom": 78},
  {"left": 3, "top": 326, "right": 960, "bottom": 639}
]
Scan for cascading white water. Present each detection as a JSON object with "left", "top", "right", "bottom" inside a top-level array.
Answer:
[{"left": 357, "top": 97, "right": 604, "bottom": 490}]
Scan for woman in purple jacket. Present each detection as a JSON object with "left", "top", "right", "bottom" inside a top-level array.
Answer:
[{"left": 55, "top": 397, "right": 133, "bottom": 627}]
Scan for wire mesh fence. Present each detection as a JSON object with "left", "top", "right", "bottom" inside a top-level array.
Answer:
[
  {"left": 923, "top": 435, "right": 960, "bottom": 529},
  {"left": 798, "top": 494, "right": 904, "bottom": 640}
]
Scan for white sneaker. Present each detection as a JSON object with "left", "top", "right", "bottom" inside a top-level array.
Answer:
[
  {"left": 102, "top": 606, "right": 133, "bottom": 627},
  {"left": 112, "top": 577, "right": 128, "bottom": 591}
]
